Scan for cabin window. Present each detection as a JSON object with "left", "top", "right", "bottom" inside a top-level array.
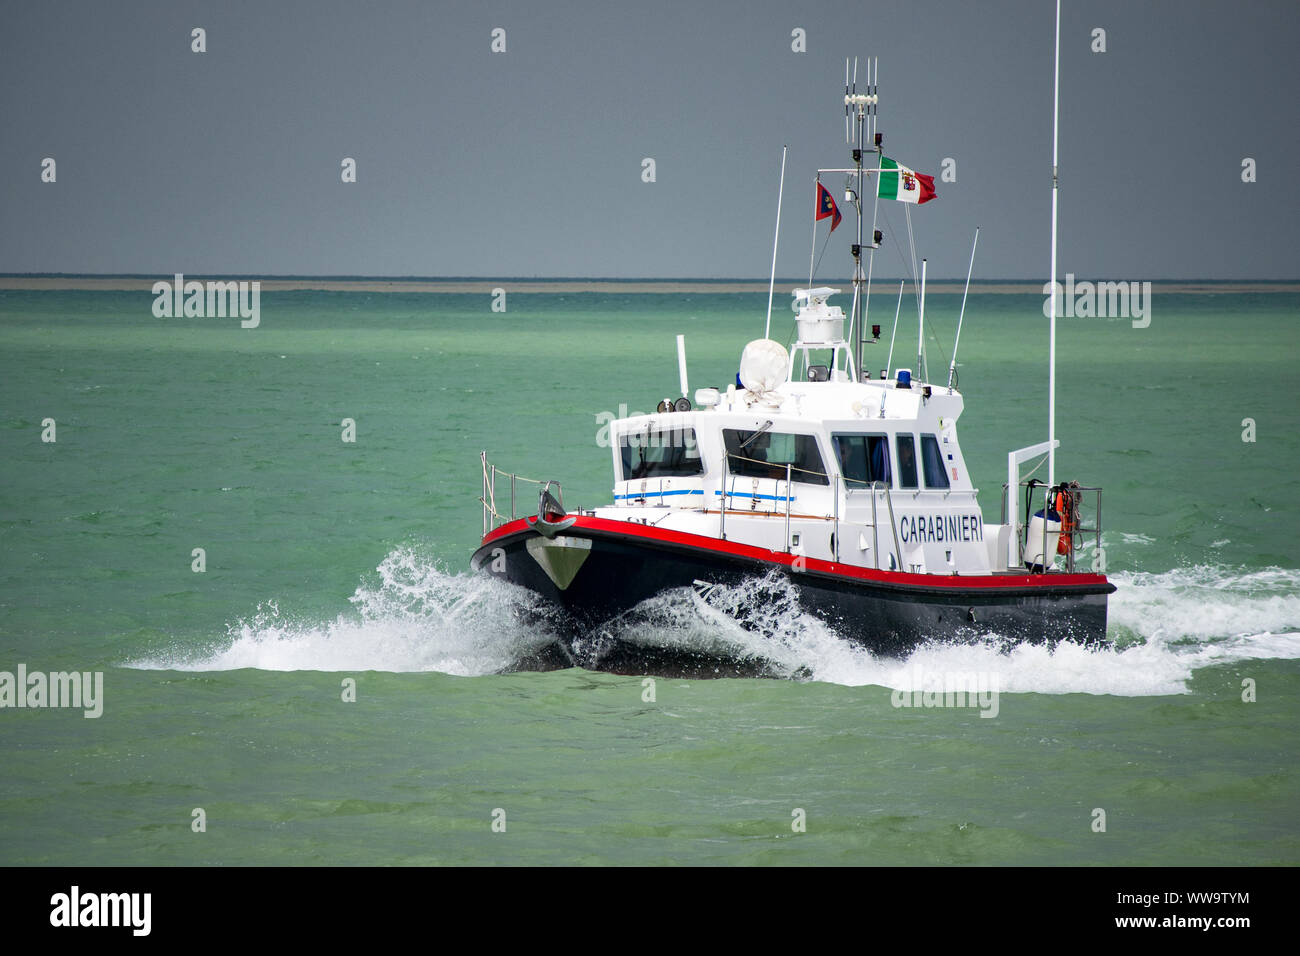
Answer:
[
  {"left": 921, "top": 434, "right": 950, "bottom": 489},
  {"left": 896, "top": 434, "right": 919, "bottom": 489},
  {"left": 723, "top": 429, "right": 829, "bottom": 485},
  {"left": 619, "top": 427, "right": 704, "bottom": 480},
  {"left": 831, "top": 433, "right": 892, "bottom": 488}
]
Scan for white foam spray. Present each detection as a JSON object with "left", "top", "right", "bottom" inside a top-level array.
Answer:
[
  {"left": 130, "top": 548, "right": 561, "bottom": 676},
  {"left": 133, "top": 549, "right": 1300, "bottom": 696}
]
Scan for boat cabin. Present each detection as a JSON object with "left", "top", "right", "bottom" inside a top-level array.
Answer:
[{"left": 606, "top": 289, "right": 1007, "bottom": 576}]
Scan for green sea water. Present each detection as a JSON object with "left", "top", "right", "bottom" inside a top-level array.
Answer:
[{"left": 1, "top": 288, "right": 1297, "bottom": 865}]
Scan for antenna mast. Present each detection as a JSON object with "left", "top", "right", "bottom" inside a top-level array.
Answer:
[
  {"left": 844, "top": 57, "right": 881, "bottom": 381},
  {"left": 861, "top": 57, "right": 882, "bottom": 381},
  {"left": 764, "top": 146, "right": 788, "bottom": 340},
  {"left": 850, "top": 58, "right": 863, "bottom": 366}
]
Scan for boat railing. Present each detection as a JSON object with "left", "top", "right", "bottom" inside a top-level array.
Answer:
[
  {"left": 721, "top": 448, "right": 826, "bottom": 549},
  {"left": 481, "top": 449, "right": 936, "bottom": 573},
  {"left": 480, "top": 451, "right": 561, "bottom": 534},
  {"left": 999, "top": 480, "right": 1103, "bottom": 574},
  {"left": 721, "top": 449, "right": 827, "bottom": 497},
  {"left": 721, "top": 451, "right": 909, "bottom": 566}
]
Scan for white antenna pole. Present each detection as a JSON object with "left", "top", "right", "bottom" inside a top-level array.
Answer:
[
  {"left": 873, "top": 56, "right": 879, "bottom": 139},
  {"left": 1048, "top": 0, "right": 1060, "bottom": 488},
  {"left": 917, "top": 258, "right": 927, "bottom": 379},
  {"left": 868, "top": 56, "right": 875, "bottom": 142},
  {"left": 764, "top": 145, "right": 788, "bottom": 340},
  {"left": 844, "top": 57, "right": 851, "bottom": 145},
  {"left": 885, "top": 279, "right": 903, "bottom": 376},
  {"left": 676, "top": 334, "right": 689, "bottom": 398},
  {"left": 948, "top": 226, "right": 980, "bottom": 391}
]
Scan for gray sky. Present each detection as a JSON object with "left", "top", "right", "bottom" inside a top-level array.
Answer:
[{"left": 2, "top": 0, "right": 1297, "bottom": 279}]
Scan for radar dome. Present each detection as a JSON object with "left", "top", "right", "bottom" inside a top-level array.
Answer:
[{"left": 738, "top": 339, "right": 789, "bottom": 395}]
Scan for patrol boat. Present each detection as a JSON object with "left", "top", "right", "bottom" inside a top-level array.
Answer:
[{"left": 472, "top": 28, "right": 1114, "bottom": 658}]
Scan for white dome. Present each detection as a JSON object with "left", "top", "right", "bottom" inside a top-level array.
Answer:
[{"left": 739, "top": 339, "right": 789, "bottom": 395}]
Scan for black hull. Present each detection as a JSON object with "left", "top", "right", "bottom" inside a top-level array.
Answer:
[{"left": 472, "top": 516, "right": 1115, "bottom": 667}]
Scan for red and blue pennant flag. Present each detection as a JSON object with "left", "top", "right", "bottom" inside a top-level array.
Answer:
[{"left": 816, "top": 181, "right": 841, "bottom": 232}]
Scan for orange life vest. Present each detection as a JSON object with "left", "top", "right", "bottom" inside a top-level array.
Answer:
[{"left": 1055, "top": 488, "right": 1075, "bottom": 554}]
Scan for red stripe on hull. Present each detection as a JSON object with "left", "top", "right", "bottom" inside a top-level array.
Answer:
[{"left": 480, "top": 514, "right": 1112, "bottom": 593}]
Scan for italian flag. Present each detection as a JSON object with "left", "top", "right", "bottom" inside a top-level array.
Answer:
[{"left": 877, "top": 157, "right": 937, "bottom": 204}]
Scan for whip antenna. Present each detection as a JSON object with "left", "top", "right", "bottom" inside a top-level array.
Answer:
[
  {"left": 948, "top": 226, "right": 980, "bottom": 391},
  {"left": 764, "top": 146, "right": 788, "bottom": 340},
  {"left": 844, "top": 59, "right": 851, "bottom": 144}
]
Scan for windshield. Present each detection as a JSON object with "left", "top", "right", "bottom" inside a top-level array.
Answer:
[{"left": 619, "top": 427, "right": 704, "bottom": 480}]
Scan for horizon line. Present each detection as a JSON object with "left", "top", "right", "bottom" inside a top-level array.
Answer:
[{"left": 2, "top": 273, "right": 1298, "bottom": 284}]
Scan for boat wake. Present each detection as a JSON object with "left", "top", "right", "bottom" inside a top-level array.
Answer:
[
  {"left": 130, "top": 547, "right": 1300, "bottom": 696},
  {"left": 131, "top": 548, "right": 567, "bottom": 677}
]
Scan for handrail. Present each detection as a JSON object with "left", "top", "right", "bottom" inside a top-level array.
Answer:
[
  {"left": 784, "top": 463, "right": 792, "bottom": 551},
  {"left": 719, "top": 451, "right": 727, "bottom": 540},
  {"left": 870, "top": 487, "right": 880, "bottom": 569},
  {"left": 833, "top": 475, "right": 840, "bottom": 562},
  {"left": 480, "top": 452, "right": 567, "bottom": 530},
  {"left": 1040, "top": 485, "right": 1052, "bottom": 575},
  {"left": 873, "top": 480, "right": 903, "bottom": 570}
]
